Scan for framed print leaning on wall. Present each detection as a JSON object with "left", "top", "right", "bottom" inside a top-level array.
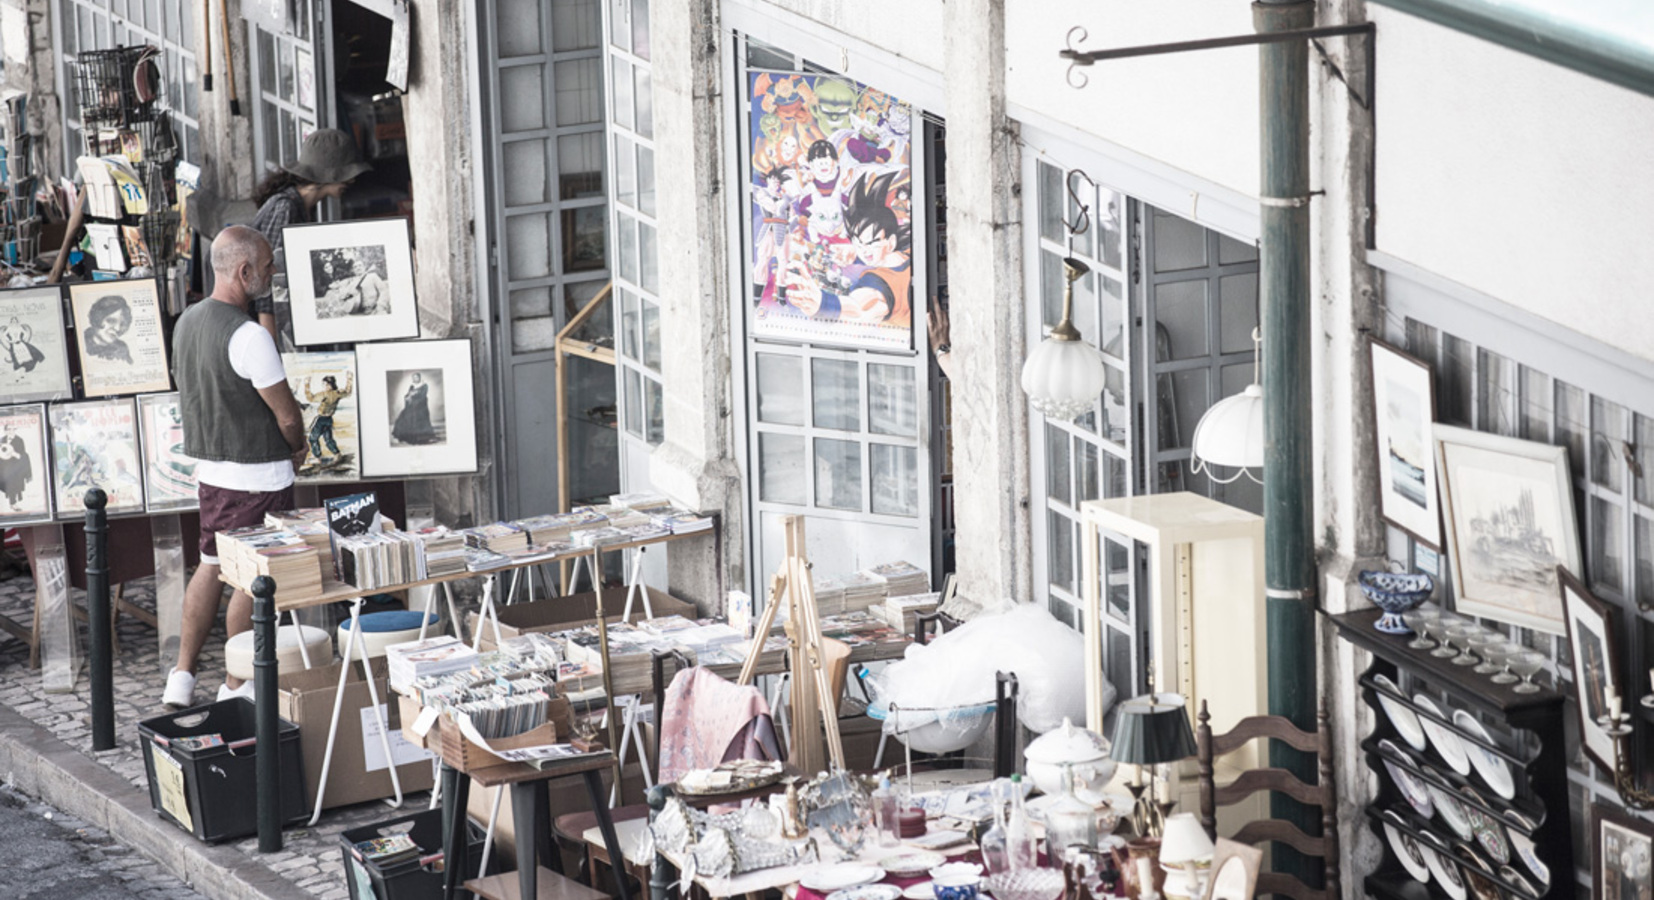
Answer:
[
  {"left": 136, "top": 392, "right": 198, "bottom": 512},
  {"left": 282, "top": 218, "right": 419, "bottom": 346},
  {"left": 48, "top": 398, "right": 144, "bottom": 518},
  {"left": 1592, "top": 804, "right": 1652, "bottom": 900},
  {"left": 67, "top": 279, "right": 172, "bottom": 396},
  {"left": 0, "top": 286, "right": 74, "bottom": 402},
  {"left": 1433, "top": 423, "right": 1580, "bottom": 634},
  {"left": 1369, "top": 338, "right": 1440, "bottom": 548},
  {"left": 0, "top": 404, "right": 54, "bottom": 525},
  {"left": 1559, "top": 567, "right": 1624, "bottom": 775},
  {"left": 283, "top": 350, "right": 360, "bottom": 484},
  {"left": 355, "top": 339, "right": 477, "bottom": 477}
]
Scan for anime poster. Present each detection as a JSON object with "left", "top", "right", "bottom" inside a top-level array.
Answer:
[
  {"left": 136, "top": 392, "right": 198, "bottom": 512},
  {"left": 48, "top": 398, "right": 144, "bottom": 518},
  {"left": 748, "top": 72, "right": 914, "bottom": 349}
]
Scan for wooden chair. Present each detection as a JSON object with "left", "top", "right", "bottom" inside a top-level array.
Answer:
[{"left": 1195, "top": 700, "right": 1338, "bottom": 900}]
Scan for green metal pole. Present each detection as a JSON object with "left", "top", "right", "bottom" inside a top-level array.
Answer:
[{"left": 1255, "top": 0, "right": 1319, "bottom": 883}]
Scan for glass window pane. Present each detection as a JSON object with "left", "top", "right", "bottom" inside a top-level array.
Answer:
[
  {"left": 634, "top": 67, "right": 652, "bottom": 138},
  {"left": 644, "top": 377, "right": 664, "bottom": 443},
  {"left": 1440, "top": 333, "right": 1474, "bottom": 426},
  {"left": 1154, "top": 280, "right": 1209, "bottom": 361},
  {"left": 867, "top": 364, "right": 915, "bottom": 436},
  {"left": 1591, "top": 396, "right": 1625, "bottom": 492},
  {"left": 1152, "top": 211, "right": 1207, "bottom": 272},
  {"left": 280, "top": 110, "right": 299, "bottom": 170},
  {"left": 637, "top": 221, "right": 657, "bottom": 293},
  {"left": 499, "top": 64, "right": 546, "bottom": 132},
  {"left": 1097, "top": 190, "right": 1125, "bottom": 270},
  {"left": 1162, "top": 369, "right": 1210, "bottom": 452},
  {"left": 1071, "top": 270, "right": 1098, "bottom": 350},
  {"left": 1554, "top": 380, "right": 1587, "bottom": 484},
  {"left": 1047, "top": 510, "right": 1074, "bottom": 592},
  {"left": 636, "top": 144, "right": 655, "bottom": 216},
  {"left": 499, "top": 0, "right": 545, "bottom": 55},
  {"left": 1040, "top": 250, "right": 1063, "bottom": 331},
  {"left": 756, "top": 353, "right": 804, "bottom": 426},
  {"left": 1077, "top": 440, "right": 1099, "bottom": 502},
  {"left": 610, "top": 56, "right": 633, "bottom": 131},
  {"left": 1068, "top": 179, "right": 1093, "bottom": 260},
  {"left": 259, "top": 28, "right": 277, "bottom": 92},
  {"left": 744, "top": 36, "right": 791, "bottom": 70},
  {"left": 624, "top": 367, "right": 643, "bottom": 437},
  {"left": 759, "top": 433, "right": 805, "bottom": 504},
  {"left": 871, "top": 444, "right": 918, "bottom": 517},
  {"left": 505, "top": 213, "right": 551, "bottom": 279},
  {"left": 630, "top": 0, "right": 649, "bottom": 58},
  {"left": 1590, "top": 495, "right": 1623, "bottom": 589},
  {"left": 640, "top": 301, "right": 660, "bottom": 371},
  {"left": 1037, "top": 162, "right": 1063, "bottom": 244},
  {"left": 1477, "top": 348, "right": 1517, "bottom": 436},
  {"left": 609, "top": 0, "right": 628, "bottom": 50},
  {"left": 503, "top": 139, "right": 549, "bottom": 206},
  {"left": 811, "top": 359, "right": 860, "bottom": 431},
  {"left": 1101, "top": 363, "right": 1128, "bottom": 445},
  {"left": 511, "top": 287, "right": 553, "bottom": 320},
  {"left": 1045, "top": 422, "right": 1071, "bottom": 505},
  {"left": 278, "top": 39, "right": 295, "bottom": 102},
  {"left": 1106, "top": 628, "right": 1133, "bottom": 702},
  {"left": 614, "top": 135, "right": 637, "bottom": 208},
  {"left": 558, "top": 133, "right": 603, "bottom": 199},
  {"left": 563, "top": 205, "right": 607, "bottom": 272},
  {"left": 512, "top": 316, "right": 557, "bottom": 352},
  {"left": 1104, "top": 535, "right": 1130, "bottom": 618},
  {"left": 1099, "top": 274, "right": 1125, "bottom": 359},
  {"left": 814, "top": 438, "right": 861, "bottom": 511},
  {"left": 619, "top": 289, "right": 638, "bottom": 360},
  {"left": 551, "top": 0, "right": 599, "bottom": 51},
  {"left": 1636, "top": 515, "right": 1654, "bottom": 611},
  {"left": 1219, "top": 274, "right": 1258, "bottom": 354},
  {"left": 1217, "top": 232, "right": 1257, "bottom": 265},
  {"left": 617, "top": 214, "right": 637, "bottom": 285},
  {"left": 555, "top": 59, "right": 602, "bottom": 125},
  {"left": 1637, "top": 414, "right": 1654, "bottom": 506},
  {"left": 1519, "top": 366, "right": 1550, "bottom": 442}
]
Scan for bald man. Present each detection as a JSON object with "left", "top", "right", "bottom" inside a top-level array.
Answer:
[{"left": 162, "top": 225, "right": 308, "bottom": 708}]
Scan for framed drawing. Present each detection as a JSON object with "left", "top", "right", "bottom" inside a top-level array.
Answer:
[
  {"left": 0, "top": 404, "right": 54, "bottom": 525},
  {"left": 282, "top": 218, "right": 419, "bottom": 346},
  {"left": 1560, "top": 567, "right": 1624, "bottom": 774},
  {"left": 48, "top": 398, "right": 144, "bottom": 518},
  {"left": 135, "top": 392, "right": 198, "bottom": 512},
  {"left": 355, "top": 339, "right": 477, "bottom": 477},
  {"left": 1592, "top": 804, "right": 1652, "bottom": 900},
  {"left": 282, "top": 350, "right": 360, "bottom": 483},
  {"left": 1433, "top": 424, "right": 1580, "bottom": 634},
  {"left": 1369, "top": 338, "right": 1440, "bottom": 548},
  {"left": 0, "top": 286, "right": 74, "bottom": 402},
  {"left": 67, "top": 279, "right": 172, "bottom": 396},
  {"left": 1202, "top": 838, "right": 1263, "bottom": 900}
]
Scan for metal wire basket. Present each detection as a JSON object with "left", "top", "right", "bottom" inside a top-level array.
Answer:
[{"left": 74, "top": 46, "right": 160, "bottom": 129}]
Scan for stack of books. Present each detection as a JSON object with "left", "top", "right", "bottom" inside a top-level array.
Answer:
[
  {"left": 812, "top": 577, "right": 847, "bottom": 617},
  {"left": 215, "top": 526, "right": 320, "bottom": 592},
  {"left": 514, "top": 514, "right": 573, "bottom": 545},
  {"left": 558, "top": 507, "right": 609, "bottom": 534},
  {"left": 336, "top": 531, "right": 422, "bottom": 589},
  {"left": 595, "top": 504, "right": 651, "bottom": 529},
  {"left": 610, "top": 491, "right": 669, "bottom": 509},
  {"left": 840, "top": 571, "right": 887, "bottom": 614},
  {"left": 866, "top": 560, "right": 929, "bottom": 598},
  {"left": 354, "top": 834, "right": 423, "bottom": 869},
  {"left": 412, "top": 526, "right": 467, "bottom": 577},
  {"left": 655, "top": 509, "right": 713, "bottom": 535},
  {"left": 463, "top": 522, "right": 528, "bottom": 555},
  {"left": 386, "top": 635, "right": 479, "bottom": 693},
  {"left": 879, "top": 591, "right": 941, "bottom": 634}
]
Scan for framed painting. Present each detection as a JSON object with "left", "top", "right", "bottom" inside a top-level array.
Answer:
[
  {"left": 1560, "top": 567, "right": 1624, "bottom": 774},
  {"left": 135, "top": 392, "right": 198, "bottom": 512},
  {"left": 1369, "top": 338, "right": 1440, "bottom": 548},
  {"left": 1433, "top": 424, "right": 1580, "bottom": 634},
  {"left": 282, "top": 218, "right": 419, "bottom": 346},
  {"left": 0, "top": 404, "right": 54, "bottom": 525},
  {"left": 48, "top": 398, "right": 144, "bottom": 518},
  {"left": 1592, "top": 804, "right": 1652, "bottom": 900},
  {"left": 282, "top": 350, "right": 360, "bottom": 483},
  {"left": 0, "top": 286, "right": 74, "bottom": 402},
  {"left": 355, "top": 339, "right": 477, "bottom": 477},
  {"left": 67, "top": 278, "right": 172, "bottom": 397}
]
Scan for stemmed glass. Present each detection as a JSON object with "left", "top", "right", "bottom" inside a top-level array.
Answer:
[
  {"left": 1403, "top": 608, "right": 1440, "bottom": 651},
  {"left": 1476, "top": 641, "right": 1513, "bottom": 679},
  {"left": 1470, "top": 631, "right": 1507, "bottom": 675},
  {"left": 1489, "top": 642, "right": 1522, "bottom": 684},
  {"left": 1424, "top": 615, "right": 1459, "bottom": 658},
  {"left": 1445, "top": 623, "right": 1483, "bottom": 666},
  {"left": 1509, "top": 650, "right": 1547, "bottom": 694}
]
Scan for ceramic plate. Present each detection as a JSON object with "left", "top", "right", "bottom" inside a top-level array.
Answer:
[
  {"left": 802, "top": 866, "right": 887, "bottom": 893},
  {"left": 1421, "top": 838, "right": 1468, "bottom": 900},
  {"left": 1374, "top": 674, "right": 1428, "bottom": 751},
  {"left": 1507, "top": 827, "right": 1549, "bottom": 888},
  {"left": 828, "top": 886, "right": 903, "bottom": 900},
  {"left": 1413, "top": 694, "right": 1472, "bottom": 775},
  {"left": 878, "top": 852, "right": 946, "bottom": 878},
  {"left": 1382, "top": 811, "right": 1431, "bottom": 883},
  {"left": 1379, "top": 740, "right": 1435, "bottom": 819},
  {"left": 902, "top": 882, "right": 935, "bottom": 900},
  {"left": 1458, "top": 786, "right": 1510, "bottom": 865},
  {"left": 1423, "top": 773, "right": 1474, "bottom": 842},
  {"left": 1451, "top": 709, "right": 1515, "bottom": 800}
]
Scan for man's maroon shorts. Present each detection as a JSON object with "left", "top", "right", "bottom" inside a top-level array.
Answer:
[{"left": 198, "top": 483, "right": 296, "bottom": 563}]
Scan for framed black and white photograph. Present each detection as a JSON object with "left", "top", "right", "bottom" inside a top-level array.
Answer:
[
  {"left": 355, "top": 339, "right": 476, "bottom": 477},
  {"left": 0, "top": 286, "right": 74, "bottom": 403},
  {"left": 48, "top": 397, "right": 144, "bottom": 518},
  {"left": 0, "top": 404, "right": 54, "bottom": 525},
  {"left": 1593, "top": 804, "right": 1653, "bottom": 900},
  {"left": 136, "top": 392, "right": 198, "bottom": 513},
  {"left": 1369, "top": 338, "right": 1440, "bottom": 548},
  {"left": 1560, "top": 567, "right": 1624, "bottom": 774},
  {"left": 281, "top": 218, "right": 419, "bottom": 346},
  {"left": 67, "top": 279, "right": 172, "bottom": 397},
  {"left": 1434, "top": 423, "right": 1581, "bottom": 634}
]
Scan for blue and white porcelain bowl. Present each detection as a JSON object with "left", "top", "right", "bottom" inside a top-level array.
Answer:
[{"left": 1359, "top": 570, "right": 1435, "bottom": 634}]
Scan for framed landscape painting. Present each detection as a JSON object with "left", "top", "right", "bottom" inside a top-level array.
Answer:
[
  {"left": 1369, "top": 338, "right": 1440, "bottom": 548},
  {"left": 0, "top": 404, "right": 53, "bottom": 525},
  {"left": 283, "top": 350, "right": 360, "bottom": 483},
  {"left": 136, "top": 392, "right": 198, "bottom": 512},
  {"left": 355, "top": 339, "right": 477, "bottom": 477},
  {"left": 48, "top": 398, "right": 144, "bottom": 518},
  {"left": 0, "top": 286, "right": 74, "bottom": 403},
  {"left": 282, "top": 218, "right": 419, "bottom": 346},
  {"left": 67, "top": 279, "right": 172, "bottom": 396},
  {"left": 1434, "top": 424, "right": 1580, "bottom": 634}
]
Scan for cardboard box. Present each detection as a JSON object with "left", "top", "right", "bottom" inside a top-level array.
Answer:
[
  {"left": 397, "top": 692, "right": 576, "bottom": 773},
  {"left": 466, "top": 586, "right": 697, "bottom": 649},
  {"left": 279, "top": 659, "right": 436, "bottom": 811}
]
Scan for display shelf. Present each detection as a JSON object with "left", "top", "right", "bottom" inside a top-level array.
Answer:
[
  {"left": 1360, "top": 734, "right": 1545, "bottom": 834},
  {"left": 1362, "top": 806, "right": 1548, "bottom": 900}
]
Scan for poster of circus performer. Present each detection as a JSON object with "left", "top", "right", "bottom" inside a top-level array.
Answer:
[
  {"left": 282, "top": 351, "right": 360, "bottom": 484},
  {"left": 136, "top": 392, "right": 198, "bottom": 512},
  {"left": 747, "top": 72, "right": 915, "bottom": 350},
  {"left": 47, "top": 398, "right": 144, "bottom": 518},
  {"left": 0, "top": 404, "right": 53, "bottom": 525}
]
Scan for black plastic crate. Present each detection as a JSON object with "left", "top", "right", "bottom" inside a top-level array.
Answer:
[
  {"left": 137, "top": 698, "right": 309, "bottom": 843},
  {"left": 340, "top": 808, "right": 491, "bottom": 900}
]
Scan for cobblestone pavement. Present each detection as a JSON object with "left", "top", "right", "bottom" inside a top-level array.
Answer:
[
  {"left": 0, "top": 781, "right": 211, "bottom": 900},
  {"left": 0, "top": 567, "right": 458, "bottom": 900}
]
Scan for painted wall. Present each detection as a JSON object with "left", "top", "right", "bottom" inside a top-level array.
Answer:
[
  {"left": 1372, "top": 7, "right": 1654, "bottom": 363},
  {"left": 749, "top": 0, "right": 945, "bottom": 74}
]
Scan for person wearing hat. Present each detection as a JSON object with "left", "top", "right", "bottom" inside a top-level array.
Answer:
[{"left": 247, "top": 128, "right": 372, "bottom": 342}]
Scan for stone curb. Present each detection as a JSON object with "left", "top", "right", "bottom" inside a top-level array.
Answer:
[{"left": 0, "top": 700, "right": 311, "bottom": 900}]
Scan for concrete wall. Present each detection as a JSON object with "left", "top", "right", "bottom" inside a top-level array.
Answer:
[
  {"left": 1, "top": 0, "right": 64, "bottom": 187},
  {"left": 745, "top": 0, "right": 944, "bottom": 74}
]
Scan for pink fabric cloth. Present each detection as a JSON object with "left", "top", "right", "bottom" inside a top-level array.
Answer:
[{"left": 657, "top": 666, "right": 773, "bottom": 784}]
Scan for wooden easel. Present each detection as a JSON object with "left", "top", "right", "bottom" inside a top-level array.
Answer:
[{"left": 736, "top": 516, "right": 843, "bottom": 771}]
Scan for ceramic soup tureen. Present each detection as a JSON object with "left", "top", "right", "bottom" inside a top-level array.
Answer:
[{"left": 1023, "top": 717, "right": 1117, "bottom": 798}]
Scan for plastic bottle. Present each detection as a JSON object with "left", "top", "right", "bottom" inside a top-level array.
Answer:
[
  {"left": 1005, "top": 773, "right": 1038, "bottom": 871},
  {"left": 979, "top": 778, "right": 1011, "bottom": 874},
  {"left": 873, "top": 776, "right": 900, "bottom": 847}
]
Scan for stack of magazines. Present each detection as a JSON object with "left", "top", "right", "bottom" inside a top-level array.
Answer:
[
  {"left": 386, "top": 636, "right": 479, "bottom": 693},
  {"left": 354, "top": 834, "right": 423, "bottom": 868},
  {"left": 409, "top": 634, "right": 562, "bottom": 706},
  {"left": 214, "top": 526, "right": 321, "bottom": 594},
  {"left": 444, "top": 676, "right": 555, "bottom": 739},
  {"left": 866, "top": 560, "right": 929, "bottom": 597},
  {"left": 879, "top": 591, "right": 942, "bottom": 633},
  {"left": 336, "top": 531, "right": 422, "bottom": 588},
  {"left": 412, "top": 526, "right": 467, "bottom": 577},
  {"left": 463, "top": 522, "right": 528, "bottom": 555},
  {"left": 656, "top": 509, "right": 713, "bottom": 535},
  {"left": 514, "top": 514, "right": 572, "bottom": 545}
]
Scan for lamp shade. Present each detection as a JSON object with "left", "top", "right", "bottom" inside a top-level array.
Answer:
[
  {"left": 1158, "top": 812, "right": 1215, "bottom": 865},
  {"left": 1021, "top": 337, "right": 1107, "bottom": 422},
  {"left": 1191, "top": 383, "right": 1264, "bottom": 470},
  {"left": 1109, "top": 692, "right": 1198, "bottom": 767}
]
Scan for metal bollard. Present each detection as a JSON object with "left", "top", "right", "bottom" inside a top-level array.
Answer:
[
  {"left": 251, "top": 575, "right": 281, "bottom": 852},
  {"left": 84, "top": 489, "right": 114, "bottom": 751}
]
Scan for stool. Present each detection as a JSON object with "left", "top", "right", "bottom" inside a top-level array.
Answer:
[
  {"left": 553, "top": 804, "right": 651, "bottom": 887},
  {"left": 223, "top": 625, "right": 333, "bottom": 680},
  {"left": 338, "top": 609, "right": 440, "bottom": 660}
]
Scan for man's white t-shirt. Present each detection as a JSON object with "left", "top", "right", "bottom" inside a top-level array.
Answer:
[{"left": 192, "top": 321, "right": 295, "bottom": 493}]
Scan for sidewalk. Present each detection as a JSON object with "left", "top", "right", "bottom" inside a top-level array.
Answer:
[{"left": 0, "top": 568, "right": 446, "bottom": 900}]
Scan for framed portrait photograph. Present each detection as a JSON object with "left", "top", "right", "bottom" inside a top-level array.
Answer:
[
  {"left": 67, "top": 279, "right": 172, "bottom": 397},
  {"left": 1560, "top": 567, "right": 1624, "bottom": 774},
  {"left": 0, "top": 404, "right": 54, "bottom": 525},
  {"left": 282, "top": 350, "right": 360, "bottom": 483},
  {"left": 1593, "top": 804, "right": 1652, "bottom": 900},
  {"left": 0, "top": 286, "right": 74, "bottom": 403},
  {"left": 48, "top": 398, "right": 144, "bottom": 518},
  {"left": 135, "top": 392, "right": 198, "bottom": 512},
  {"left": 1369, "top": 338, "right": 1440, "bottom": 548},
  {"left": 355, "top": 339, "right": 477, "bottom": 478},
  {"left": 1434, "top": 423, "right": 1581, "bottom": 634},
  {"left": 282, "top": 218, "right": 419, "bottom": 346}
]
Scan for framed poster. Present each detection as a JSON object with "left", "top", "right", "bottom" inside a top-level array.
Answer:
[
  {"left": 1560, "top": 567, "right": 1624, "bottom": 774},
  {"left": 0, "top": 286, "right": 74, "bottom": 402},
  {"left": 1592, "top": 804, "right": 1652, "bottom": 900},
  {"left": 1369, "top": 338, "right": 1440, "bottom": 548},
  {"left": 135, "top": 392, "right": 198, "bottom": 512},
  {"left": 48, "top": 398, "right": 144, "bottom": 518},
  {"left": 67, "top": 279, "right": 172, "bottom": 396},
  {"left": 1434, "top": 424, "right": 1581, "bottom": 634},
  {"left": 355, "top": 339, "right": 477, "bottom": 477},
  {"left": 282, "top": 350, "right": 360, "bottom": 483},
  {"left": 282, "top": 218, "right": 419, "bottom": 346},
  {"left": 747, "top": 72, "right": 915, "bottom": 350},
  {"left": 0, "top": 404, "right": 53, "bottom": 525}
]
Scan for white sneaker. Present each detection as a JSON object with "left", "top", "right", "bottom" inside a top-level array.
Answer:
[
  {"left": 162, "top": 669, "right": 196, "bottom": 709},
  {"left": 216, "top": 680, "right": 256, "bottom": 702}
]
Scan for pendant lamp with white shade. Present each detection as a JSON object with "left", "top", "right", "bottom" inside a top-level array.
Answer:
[
  {"left": 1189, "top": 327, "right": 1265, "bottom": 484},
  {"left": 1021, "top": 256, "right": 1107, "bottom": 422}
]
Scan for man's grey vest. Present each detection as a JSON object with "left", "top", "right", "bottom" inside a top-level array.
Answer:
[{"left": 173, "top": 300, "right": 291, "bottom": 464}]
